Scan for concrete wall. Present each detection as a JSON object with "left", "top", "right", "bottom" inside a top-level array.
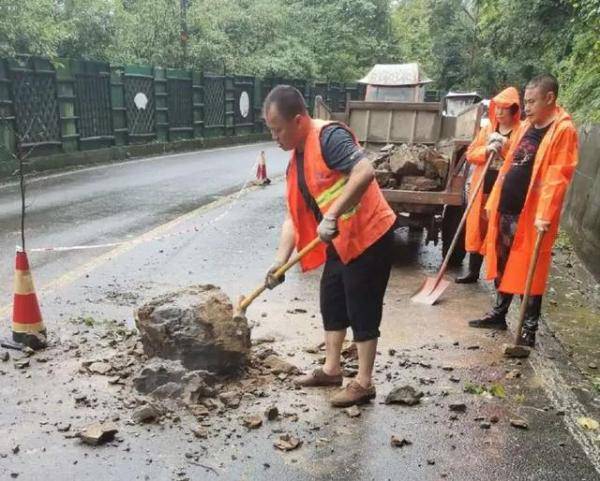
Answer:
[{"left": 563, "top": 124, "right": 600, "bottom": 280}]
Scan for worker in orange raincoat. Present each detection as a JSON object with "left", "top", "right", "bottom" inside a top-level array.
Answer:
[
  {"left": 456, "top": 87, "right": 522, "bottom": 283},
  {"left": 469, "top": 74, "right": 579, "bottom": 348}
]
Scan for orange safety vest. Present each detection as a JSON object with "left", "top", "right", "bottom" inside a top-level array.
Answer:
[
  {"left": 484, "top": 105, "right": 579, "bottom": 295},
  {"left": 286, "top": 119, "right": 396, "bottom": 272},
  {"left": 465, "top": 87, "right": 521, "bottom": 254}
]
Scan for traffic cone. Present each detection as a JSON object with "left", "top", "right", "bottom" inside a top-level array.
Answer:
[
  {"left": 12, "top": 250, "right": 47, "bottom": 350},
  {"left": 255, "top": 151, "right": 271, "bottom": 186}
]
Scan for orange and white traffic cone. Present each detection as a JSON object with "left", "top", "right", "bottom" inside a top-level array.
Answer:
[
  {"left": 12, "top": 250, "right": 47, "bottom": 350},
  {"left": 255, "top": 151, "right": 271, "bottom": 186}
]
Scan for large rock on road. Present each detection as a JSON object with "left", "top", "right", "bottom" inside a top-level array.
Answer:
[{"left": 135, "top": 285, "right": 251, "bottom": 374}]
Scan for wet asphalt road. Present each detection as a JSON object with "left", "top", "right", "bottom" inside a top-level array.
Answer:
[
  {"left": 0, "top": 142, "right": 288, "bottom": 305},
  {"left": 0, "top": 145, "right": 599, "bottom": 481}
]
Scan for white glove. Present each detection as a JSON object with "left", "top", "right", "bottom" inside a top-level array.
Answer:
[
  {"left": 487, "top": 132, "right": 506, "bottom": 146},
  {"left": 486, "top": 141, "right": 503, "bottom": 155},
  {"left": 317, "top": 214, "right": 338, "bottom": 243},
  {"left": 265, "top": 260, "right": 286, "bottom": 290}
]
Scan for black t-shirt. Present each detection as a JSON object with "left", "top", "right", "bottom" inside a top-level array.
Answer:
[
  {"left": 499, "top": 123, "right": 552, "bottom": 215},
  {"left": 295, "top": 124, "right": 365, "bottom": 223}
]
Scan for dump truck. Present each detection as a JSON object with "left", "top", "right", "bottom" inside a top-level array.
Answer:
[{"left": 315, "top": 63, "right": 482, "bottom": 264}]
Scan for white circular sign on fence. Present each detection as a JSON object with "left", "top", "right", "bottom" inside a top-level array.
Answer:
[
  {"left": 134, "top": 92, "right": 148, "bottom": 110},
  {"left": 239, "top": 91, "right": 250, "bottom": 119}
]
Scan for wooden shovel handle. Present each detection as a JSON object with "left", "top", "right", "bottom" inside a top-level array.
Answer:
[
  {"left": 238, "top": 237, "right": 321, "bottom": 311},
  {"left": 432, "top": 151, "right": 500, "bottom": 288},
  {"left": 514, "top": 230, "right": 545, "bottom": 340}
]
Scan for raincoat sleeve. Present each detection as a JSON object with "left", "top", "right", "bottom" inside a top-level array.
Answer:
[
  {"left": 536, "top": 125, "right": 579, "bottom": 222},
  {"left": 466, "top": 124, "right": 491, "bottom": 166}
]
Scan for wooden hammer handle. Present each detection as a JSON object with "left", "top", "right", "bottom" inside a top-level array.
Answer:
[{"left": 238, "top": 237, "right": 321, "bottom": 311}]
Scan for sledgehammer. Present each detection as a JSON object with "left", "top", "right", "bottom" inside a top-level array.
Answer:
[
  {"left": 234, "top": 237, "right": 322, "bottom": 317},
  {"left": 502, "top": 230, "right": 545, "bottom": 359}
]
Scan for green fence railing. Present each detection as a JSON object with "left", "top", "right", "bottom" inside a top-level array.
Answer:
[{"left": 0, "top": 55, "right": 367, "bottom": 167}]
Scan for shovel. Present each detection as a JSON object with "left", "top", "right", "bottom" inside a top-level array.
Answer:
[
  {"left": 236, "top": 237, "right": 321, "bottom": 315},
  {"left": 502, "top": 230, "right": 545, "bottom": 359},
  {"left": 412, "top": 151, "right": 500, "bottom": 305}
]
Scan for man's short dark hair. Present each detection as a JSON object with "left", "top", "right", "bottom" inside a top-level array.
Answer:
[
  {"left": 263, "top": 85, "right": 307, "bottom": 120},
  {"left": 527, "top": 74, "right": 559, "bottom": 97}
]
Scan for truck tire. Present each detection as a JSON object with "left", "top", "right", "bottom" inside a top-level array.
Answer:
[{"left": 441, "top": 205, "right": 467, "bottom": 266}]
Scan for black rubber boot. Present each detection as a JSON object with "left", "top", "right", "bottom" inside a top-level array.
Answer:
[
  {"left": 517, "top": 328, "right": 536, "bottom": 347},
  {"left": 456, "top": 253, "right": 484, "bottom": 284},
  {"left": 468, "top": 290, "right": 512, "bottom": 329},
  {"left": 516, "top": 298, "right": 541, "bottom": 347}
]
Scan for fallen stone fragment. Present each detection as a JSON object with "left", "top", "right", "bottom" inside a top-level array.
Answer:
[
  {"left": 262, "top": 355, "right": 301, "bottom": 375},
  {"left": 78, "top": 422, "right": 118, "bottom": 445},
  {"left": 253, "top": 336, "right": 276, "bottom": 346},
  {"left": 219, "top": 391, "right": 241, "bottom": 409},
  {"left": 480, "top": 422, "right": 491, "bottom": 429},
  {"left": 427, "top": 459, "right": 436, "bottom": 465},
  {"left": 502, "top": 343, "right": 531, "bottom": 359},
  {"left": 385, "top": 385, "right": 424, "bottom": 406},
  {"left": 274, "top": 434, "right": 302, "bottom": 451},
  {"left": 265, "top": 406, "right": 279, "bottom": 421},
  {"left": 390, "top": 435, "right": 412, "bottom": 448},
  {"left": 1, "top": 351, "right": 9, "bottom": 362},
  {"left": 449, "top": 403, "right": 467, "bottom": 413},
  {"left": 342, "top": 368, "right": 358, "bottom": 378},
  {"left": 467, "top": 345, "right": 480, "bottom": 350},
  {"left": 74, "top": 394, "right": 88, "bottom": 405},
  {"left": 442, "top": 366, "right": 454, "bottom": 371},
  {"left": 135, "top": 285, "right": 251, "bottom": 374},
  {"left": 449, "top": 376, "right": 461, "bottom": 383},
  {"left": 14, "top": 359, "right": 29, "bottom": 369},
  {"left": 287, "top": 308, "right": 307, "bottom": 314},
  {"left": 56, "top": 422, "right": 71, "bottom": 433},
  {"left": 577, "top": 416, "right": 599, "bottom": 431},
  {"left": 191, "top": 425, "right": 208, "bottom": 439},
  {"left": 588, "top": 363, "right": 598, "bottom": 370},
  {"left": 88, "top": 362, "right": 112, "bottom": 375},
  {"left": 304, "top": 343, "right": 324, "bottom": 354},
  {"left": 12, "top": 445, "right": 20, "bottom": 454},
  {"left": 344, "top": 406, "right": 361, "bottom": 418},
  {"left": 132, "top": 359, "right": 214, "bottom": 402},
  {"left": 132, "top": 404, "right": 162, "bottom": 424},
  {"left": 505, "top": 369, "right": 521, "bottom": 379},
  {"left": 490, "top": 415, "right": 500, "bottom": 424},
  {"left": 242, "top": 415, "right": 263, "bottom": 429},
  {"left": 341, "top": 343, "right": 358, "bottom": 360},
  {"left": 510, "top": 418, "right": 529, "bottom": 429}
]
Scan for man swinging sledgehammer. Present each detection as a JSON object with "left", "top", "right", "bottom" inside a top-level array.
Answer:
[{"left": 263, "top": 85, "right": 396, "bottom": 407}]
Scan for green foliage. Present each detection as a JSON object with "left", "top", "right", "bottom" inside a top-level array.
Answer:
[
  {"left": 0, "top": 0, "right": 67, "bottom": 58},
  {"left": 464, "top": 381, "right": 487, "bottom": 395},
  {"left": 464, "top": 381, "right": 506, "bottom": 398},
  {"left": 0, "top": 0, "right": 597, "bottom": 119}
]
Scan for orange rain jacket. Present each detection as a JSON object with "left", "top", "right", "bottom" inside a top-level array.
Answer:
[
  {"left": 484, "top": 106, "right": 579, "bottom": 295},
  {"left": 286, "top": 119, "right": 396, "bottom": 272},
  {"left": 465, "top": 87, "right": 521, "bottom": 254}
]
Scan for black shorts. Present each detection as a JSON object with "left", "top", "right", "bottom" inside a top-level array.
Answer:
[{"left": 320, "top": 228, "right": 394, "bottom": 342}]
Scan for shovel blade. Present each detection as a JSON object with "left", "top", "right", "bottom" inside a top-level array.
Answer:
[{"left": 411, "top": 276, "right": 451, "bottom": 305}]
